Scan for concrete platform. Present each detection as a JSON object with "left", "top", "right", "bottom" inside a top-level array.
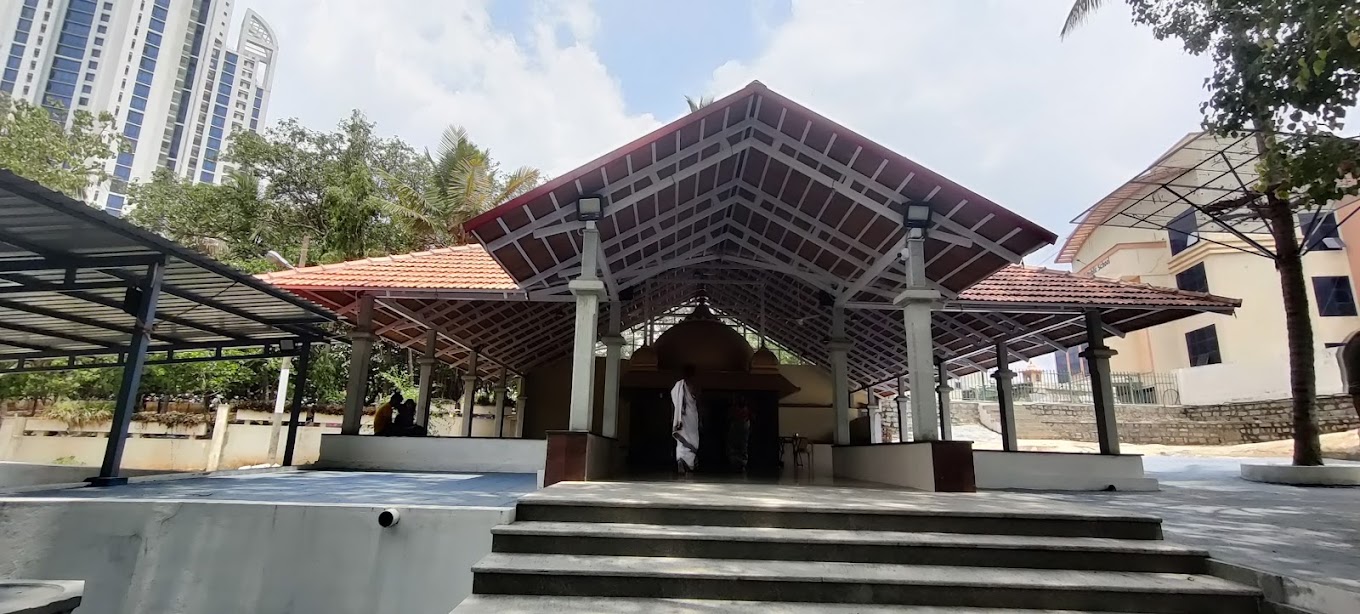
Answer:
[
  {"left": 453, "top": 595, "right": 1141, "bottom": 613},
  {"left": 1240, "top": 463, "right": 1360, "bottom": 486},
  {"left": 4, "top": 470, "right": 538, "bottom": 508}
]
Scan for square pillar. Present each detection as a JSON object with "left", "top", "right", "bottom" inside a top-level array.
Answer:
[
  {"left": 513, "top": 388, "right": 526, "bottom": 438},
  {"left": 601, "top": 335, "right": 625, "bottom": 439},
  {"left": 460, "top": 350, "right": 479, "bottom": 437},
  {"left": 265, "top": 356, "right": 293, "bottom": 463},
  {"left": 493, "top": 366, "right": 508, "bottom": 438},
  {"left": 993, "top": 339, "right": 1018, "bottom": 452},
  {"left": 1081, "top": 309, "right": 1121, "bottom": 455},
  {"left": 936, "top": 357, "right": 953, "bottom": 441},
  {"left": 341, "top": 295, "right": 375, "bottom": 435},
  {"left": 898, "top": 235, "right": 939, "bottom": 441},
  {"left": 830, "top": 307, "right": 851, "bottom": 445},
  {"left": 896, "top": 375, "right": 911, "bottom": 442},
  {"left": 415, "top": 329, "right": 437, "bottom": 427},
  {"left": 568, "top": 222, "right": 605, "bottom": 433},
  {"left": 93, "top": 260, "right": 163, "bottom": 486}
]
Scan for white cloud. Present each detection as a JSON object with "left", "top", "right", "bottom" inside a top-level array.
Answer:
[
  {"left": 706, "top": 0, "right": 1215, "bottom": 259},
  {"left": 232, "top": 0, "right": 657, "bottom": 176}
]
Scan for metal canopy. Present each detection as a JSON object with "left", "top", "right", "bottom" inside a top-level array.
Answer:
[
  {"left": 0, "top": 170, "right": 336, "bottom": 371},
  {"left": 465, "top": 81, "right": 1059, "bottom": 305},
  {"left": 1058, "top": 131, "right": 1359, "bottom": 264}
]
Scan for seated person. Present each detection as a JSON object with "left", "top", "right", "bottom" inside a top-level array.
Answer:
[
  {"left": 373, "top": 391, "right": 402, "bottom": 436},
  {"left": 388, "top": 399, "right": 428, "bottom": 437}
]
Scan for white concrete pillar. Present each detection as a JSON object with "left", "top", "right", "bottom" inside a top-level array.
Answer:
[
  {"left": 513, "top": 385, "right": 527, "bottom": 438},
  {"left": 896, "top": 374, "right": 911, "bottom": 442},
  {"left": 266, "top": 357, "right": 292, "bottom": 463},
  {"left": 416, "top": 329, "right": 437, "bottom": 427},
  {"left": 459, "top": 350, "right": 479, "bottom": 437},
  {"left": 898, "top": 236, "right": 939, "bottom": 441},
  {"left": 936, "top": 358, "right": 953, "bottom": 441},
  {"left": 830, "top": 308, "right": 851, "bottom": 445},
  {"left": 869, "top": 401, "right": 883, "bottom": 444},
  {"left": 341, "top": 295, "right": 375, "bottom": 435},
  {"left": 568, "top": 222, "right": 606, "bottom": 432},
  {"left": 492, "top": 366, "right": 508, "bottom": 438},
  {"left": 602, "top": 336, "right": 625, "bottom": 439}
]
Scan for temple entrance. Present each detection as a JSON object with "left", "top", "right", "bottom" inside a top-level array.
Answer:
[
  {"left": 621, "top": 302, "right": 797, "bottom": 478},
  {"left": 626, "top": 385, "right": 780, "bottom": 476}
]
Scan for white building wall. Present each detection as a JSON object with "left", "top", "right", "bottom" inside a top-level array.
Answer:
[{"left": 0, "top": 0, "right": 276, "bottom": 213}]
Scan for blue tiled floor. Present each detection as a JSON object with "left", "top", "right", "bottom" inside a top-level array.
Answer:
[{"left": 9, "top": 471, "right": 538, "bottom": 508}]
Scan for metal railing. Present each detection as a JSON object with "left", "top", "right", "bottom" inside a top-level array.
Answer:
[{"left": 949, "top": 369, "right": 1180, "bottom": 406}]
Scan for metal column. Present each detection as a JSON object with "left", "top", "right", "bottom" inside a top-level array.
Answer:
[
  {"left": 283, "top": 342, "right": 313, "bottom": 467},
  {"left": 1082, "top": 309, "right": 1121, "bottom": 455},
  {"left": 993, "top": 339, "right": 1018, "bottom": 452},
  {"left": 93, "top": 260, "right": 164, "bottom": 485}
]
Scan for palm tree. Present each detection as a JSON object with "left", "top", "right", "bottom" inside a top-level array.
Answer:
[
  {"left": 381, "top": 126, "right": 541, "bottom": 247},
  {"left": 1060, "top": 0, "right": 1107, "bottom": 38},
  {"left": 685, "top": 95, "right": 714, "bottom": 113}
]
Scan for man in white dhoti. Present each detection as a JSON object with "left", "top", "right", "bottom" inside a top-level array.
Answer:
[{"left": 671, "top": 365, "right": 700, "bottom": 475}]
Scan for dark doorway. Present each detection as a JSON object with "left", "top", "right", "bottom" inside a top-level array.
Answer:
[{"left": 624, "top": 386, "right": 779, "bottom": 477}]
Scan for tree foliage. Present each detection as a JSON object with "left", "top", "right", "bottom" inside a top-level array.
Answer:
[
  {"left": 0, "top": 94, "right": 121, "bottom": 199},
  {"left": 1070, "top": 0, "right": 1360, "bottom": 465},
  {"left": 380, "top": 125, "right": 542, "bottom": 247}
]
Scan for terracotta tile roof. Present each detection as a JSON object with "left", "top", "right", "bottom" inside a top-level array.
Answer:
[
  {"left": 959, "top": 265, "right": 1240, "bottom": 310},
  {"left": 256, "top": 245, "right": 519, "bottom": 291}
]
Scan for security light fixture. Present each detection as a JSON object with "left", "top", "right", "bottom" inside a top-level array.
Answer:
[
  {"left": 577, "top": 196, "right": 604, "bottom": 221},
  {"left": 903, "top": 201, "right": 932, "bottom": 230},
  {"left": 280, "top": 339, "right": 296, "bottom": 352}
]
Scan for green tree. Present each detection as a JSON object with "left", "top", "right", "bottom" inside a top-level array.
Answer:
[
  {"left": 380, "top": 126, "right": 541, "bottom": 247},
  {"left": 1067, "top": 0, "right": 1360, "bottom": 466},
  {"left": 0, "top": 95, "right": 121, "bottom": 199},
  {"left": 128, "top": 169, "right": 275, "bottom": 270},
  {"left": 227, "top": 111, "right": 431, "bottom": 263}
]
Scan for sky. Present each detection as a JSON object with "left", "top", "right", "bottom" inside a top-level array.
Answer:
[{"left": 230, "top": 0, "right": 1215, "bottom": 265}]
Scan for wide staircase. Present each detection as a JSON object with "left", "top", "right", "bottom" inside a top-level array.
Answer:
[{"left": 453, "top": 481, "right": 1262, "bottom": 613}]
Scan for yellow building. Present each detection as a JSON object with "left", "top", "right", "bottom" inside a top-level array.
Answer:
[{"left": 1056, "top": 133, "right": 1360, "bottom": 405}]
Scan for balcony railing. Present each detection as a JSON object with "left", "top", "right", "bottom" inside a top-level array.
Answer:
[{"left": 949, "top": 369, "right": 1180, "bottom": 406}]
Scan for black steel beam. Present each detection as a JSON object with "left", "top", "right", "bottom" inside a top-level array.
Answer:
[
  {"left": 0, "top": 346, "right": 304, "bottom": 373},
  {"left": 0, "top": 253, "right": 163, "bottom": 273},
  {"left": 94, "top": 261, "right": 164, "bottom": 485},
  {"left": 283, "top": 342, "right": 313, "bottom": 466},
  {"left": 0, "top": 279, "right": 130, "bottom": 295},
  {"left": 0, "top": 320, "right": 120, "bottom": 348},
  {"left": 0, "top": 297, "right": 191, "bottom": 344}
]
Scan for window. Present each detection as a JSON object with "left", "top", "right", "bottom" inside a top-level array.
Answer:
[
  {"left": 1168, "top": 210, "right": 1200, "bottom": 255},
  {"left": 1313, "top": 276, "right": 1358, "bottom": 317},
  {"left": 1175, "top": 263, "right": 1210, "bottom": 294},
  {"left": 1299, "top": 212, "right": 1342, "bottom": 251},
  {"left": 1185, "top": 325, "right": 1222, "bottom": 366}
]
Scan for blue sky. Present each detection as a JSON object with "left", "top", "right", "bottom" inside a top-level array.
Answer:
[{"left": 231, "top": 0, "right": 1217, "bottom": 264}]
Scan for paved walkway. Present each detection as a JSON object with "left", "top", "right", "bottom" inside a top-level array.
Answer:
[
  {"left": 1037, "top": 455, "right": 1360, "bottom": 595},
  {"left": 4, "top": 470, "right": 539, "bottom": 507}
]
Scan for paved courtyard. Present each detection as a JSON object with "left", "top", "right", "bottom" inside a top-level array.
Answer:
[{"left": 4, "top": 470, "right": 539, "bottom": 508}]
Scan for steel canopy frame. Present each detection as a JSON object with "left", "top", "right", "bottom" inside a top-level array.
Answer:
[{"left": 0, "top": 170, "right": 337, "bottom": 484}]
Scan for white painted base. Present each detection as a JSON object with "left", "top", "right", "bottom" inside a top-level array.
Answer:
[
  {"left": 1241, "top": 463, "right": 1360, "bottom": 486},
  {"left": 833, "top": 444, "right": 936, "bottom": 490},
  {"left": 973, "top": 450, "right": 1158, "bottom": 492},
  {"left": 315, "top": 435, "right": 545, "bottom": 473},
  {"left": 0, "top": 499, "right": 510, "bottom": 614}
]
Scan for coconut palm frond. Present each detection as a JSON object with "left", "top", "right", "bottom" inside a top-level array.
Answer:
[
  {"left": 496, "top": 166, "right": 543, "bottom": 204},
  {"left": 685, "top": 95, "right": 715, "bottom": 113},
  {"left": 1060, "top": 0, "right": 1106, "bottom": 39}
]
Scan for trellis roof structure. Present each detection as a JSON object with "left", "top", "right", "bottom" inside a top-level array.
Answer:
[
  {"left": 261, "top": 246, "right": 1238, "bottom": 394},
  {"left": 261, "top": 82, "right": 1240, "bottom": 395}
]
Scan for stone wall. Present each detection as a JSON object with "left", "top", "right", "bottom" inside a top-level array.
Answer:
[{"left": 956, "top": 394, "right": 1360, "bottom": 446}]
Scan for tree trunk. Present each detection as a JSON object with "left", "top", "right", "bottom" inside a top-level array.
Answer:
[{"left": 1264, "top": 197, "right": 1324, "bottom": 466}]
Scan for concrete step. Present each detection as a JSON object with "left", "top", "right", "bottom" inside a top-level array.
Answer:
[
  {"left": 472, "top": 553, "right": 1261, "bottom": 613},
  {"left": 452, "top": 595, "right": 1147, "bottom": 613},
  {"left": 513, "top": 501, "right": 1163, "bottom": 540},
  {"left": 492, "top": 521, "right": 1209, "bottom": 573}
]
